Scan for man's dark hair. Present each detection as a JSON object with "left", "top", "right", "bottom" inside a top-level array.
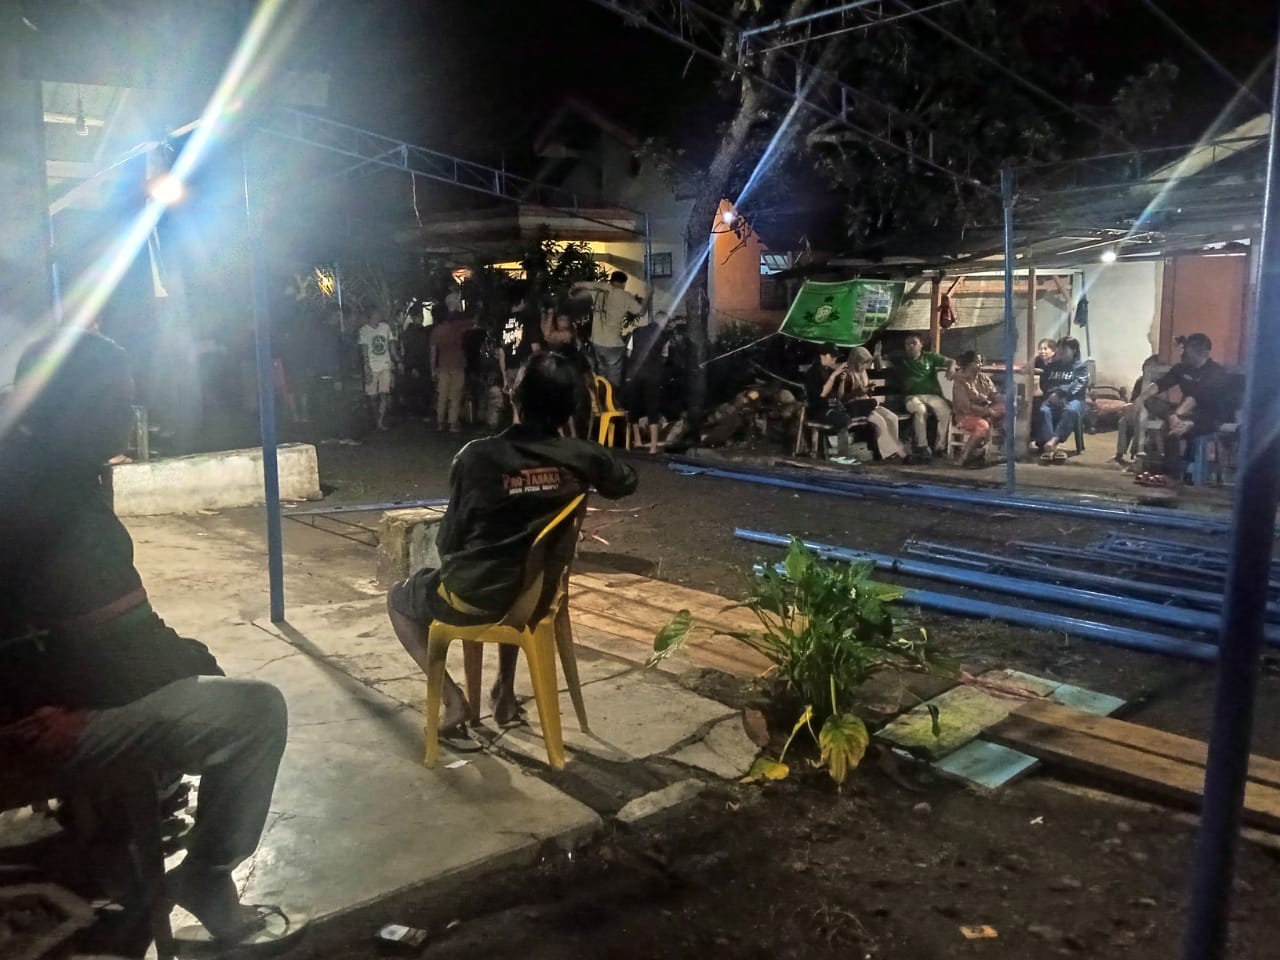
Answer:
[
  {"left": 818, "top": 342, "right": 838, "bottom": 358},
  {"left": 904, "top": 333, "right": 923, "bottom": 344},
  {"left": 513, "top": 351, "right": 579, "bottom": 432},
  {"left": 1057, "top": 337, "right": 1082, "bottom": 362},
  {"left": 1179, "top": 332, "right": 1213, "bottom": 353},
  {"left": 610, "top": 271, "right": 627, "bottom": 285},
  {"left": 14, "top": 330, "right": 134, "bottom": 465},
  {"left": 958, "top": 349, "right": 980, "bottom": 367}
]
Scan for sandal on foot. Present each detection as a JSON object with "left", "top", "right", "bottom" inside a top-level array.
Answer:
[
  {"left": 438, "top": 723, "right": 484, "bottom": 753},
  {"left": 1052, "top": 450, "right": 1068, "bottom": 462},
  {"left": 1039, "top": 452, "right": 1053, "bottom": 463},
  {"left": 174, "top": 904, "right": 308, "bottom": 957}
]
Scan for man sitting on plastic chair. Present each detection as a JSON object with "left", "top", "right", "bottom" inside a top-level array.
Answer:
[{"left": 386, "top": 351, "right": 638, "bottom": 745}]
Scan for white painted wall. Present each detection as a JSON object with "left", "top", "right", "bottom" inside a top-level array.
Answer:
[
  {"left": 1078, "top": 261, "right": 1162, "bottom": 389},
  {"left": 111, "top": 442, "right": 321, "bottom": 516}
]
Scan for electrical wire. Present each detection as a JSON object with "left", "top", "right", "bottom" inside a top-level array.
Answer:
[{"left": 763, "top": 0, "right": 964, "bottom": 53}]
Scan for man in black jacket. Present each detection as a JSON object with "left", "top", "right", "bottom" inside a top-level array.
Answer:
[
  {"left": 387, "top": 351, "right": 638, "bottom": 729},
  {"left": 0, "top": 332, "right": 298, "bottom": 953}
]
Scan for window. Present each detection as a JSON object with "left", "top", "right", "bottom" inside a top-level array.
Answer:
[{"left": 646, "top": 252, "right": 673, "bottom": 279}]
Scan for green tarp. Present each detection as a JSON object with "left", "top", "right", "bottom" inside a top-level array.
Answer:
[{"left": 778, "top": 279, "right": 906, "bottom": 347}]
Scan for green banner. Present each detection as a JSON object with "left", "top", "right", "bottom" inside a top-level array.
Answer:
[{"left": 778, "top": 279, "right": 905, "bottom": 347}]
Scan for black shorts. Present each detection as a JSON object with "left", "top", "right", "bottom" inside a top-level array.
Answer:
[
  {"left": 626, "top": 375, "right": 662, "bottom": 423},
  {"left": 388, "top": 568, "right": 497, "bottom": 628}
]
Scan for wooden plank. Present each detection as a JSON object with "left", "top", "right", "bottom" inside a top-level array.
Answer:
[
  {"left": 571, "top": 584, "right": 760, "bottom": 638},
  {"left": 571, "top": 573, "right": 762, "bottom": 633},
  {"left": 1013, "top": 699, "right": 1280, "bottom": 790},
  {"left": 988, "top": 713, "right": 1280, "bottom": 832},
  {"left": 568, "top": 607, "right": 767, "bottom": 678}
]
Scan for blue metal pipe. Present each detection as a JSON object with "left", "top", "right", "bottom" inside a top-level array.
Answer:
[
  {"left": 1184, "top": 24, "right": 1280, "bottom": 958},
  {"left": 244, "top": 146, "right": 285, "bottom": 624},
  {"left": 744, "top": 548, "right": 1217, "bottom": 665},
  {"left": 669, "top": 463, "right": 866, "bottom": 500},
  {"left": 734, "top": 529, "right": 1280, "bottom": 647},
  {"left": 903, "top": 539, "right": 1280, "bottom": 623},
  {"left": 667, "top": 458, "right": 1233, "bottom": 534}
]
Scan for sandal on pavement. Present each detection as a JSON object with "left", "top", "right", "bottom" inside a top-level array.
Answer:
[
  {"left": 1039, "top": 451, "right": 1053, "bottom": 463},
  {"left": 438, "top": 722, "right": 485, "bottom": 753},
  {"left": 1052, "top": 450, "right": 1068, "bottom": 462},
  {"left": 174, "top": 904, "right": 308, "bottom": 957}
]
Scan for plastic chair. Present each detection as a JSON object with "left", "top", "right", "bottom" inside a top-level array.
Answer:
[
  {"left": 592, "top": 376, "right": 630, "bottom": 448},
  {"left": 423, "top": 494, "right": 590, "bottom": 770}
]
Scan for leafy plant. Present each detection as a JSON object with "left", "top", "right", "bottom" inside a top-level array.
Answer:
[
  {"left": 648, "top": 541, "right": 948, "bottom": 787},
  {"left": 729, "top": 540, "right": 949, "bottom": 786}
]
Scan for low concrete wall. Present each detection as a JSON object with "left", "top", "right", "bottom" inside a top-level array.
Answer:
[
  {"left": 111, "top": 443, "right": 321, "bottom": 516},
  {"left": 376, "top": 508, "right": 445, "bottom": 586}
]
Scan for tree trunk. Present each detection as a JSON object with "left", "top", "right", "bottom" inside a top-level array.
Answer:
[{"left": 679, "top": 0, "right": 817, "bottom": 420}]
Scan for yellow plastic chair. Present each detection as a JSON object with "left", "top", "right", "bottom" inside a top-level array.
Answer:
[
  {"left": 592, "top": 375, "right": 630, "bottom": 448},
  {"left": 424, "top": 495, "right": 590, "bottom": 770}
]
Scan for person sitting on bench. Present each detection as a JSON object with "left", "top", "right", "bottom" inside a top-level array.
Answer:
[
  {"left": 1132, "top": 333, "right": 1241, "bottom": 486},
  {"left": 0, "top": 331, "right": 302, "bottom": 954},
  {"left": 844, "top": 345, "right": 908, "bottom": 462},
  {"left": 1110, "top": 354, "right": 1160, "bottom": 466},
  {"left": 882, "top": 333, "right": 955, "bottom": 460},
  {"left": 386, "top": 351, "right": 638, "bottom": 737},
  {"left": 1035, "top": 336, "right": 1089, "bottom": 462},
  {"left": 951, "top": 351, "right": 1005, "bottom": 466},
  {"left": 804, "top": 342, "right": 855, "bottom": 460}
]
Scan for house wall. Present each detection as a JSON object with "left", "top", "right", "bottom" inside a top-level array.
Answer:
[
  {"left": 708, "top": 199, "right": 770, "bottom": 335},
  {"left": 1080, "top": 261, "right": 1162, "bottom": 388},
  {"left": 554, "top": 139, "right": 693, "bottom": 315}
]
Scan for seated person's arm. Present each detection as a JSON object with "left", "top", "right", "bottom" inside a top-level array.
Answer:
[{"left": 588, "top": 449, "right": 639, "bottom": 500}]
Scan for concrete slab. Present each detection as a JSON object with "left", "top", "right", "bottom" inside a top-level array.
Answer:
[
  {"left": 668, "top": 715, "right": 759, "bottom": 779},
  {"left": 97, "top": 516, "right": 604, "bottom": 933},
  {"left": 616, "top": 780, "right": 706, "bottom": 826},
  {"left": 259, "top": 599, "right": 640, "bottom": 717},
  {"left": 877, "top": 685, "right": 1013, "bottom": 760},
  {"left": 498, "top": 672, "right": 737, "bottom": 766},
  {"left": 220, "top": 634, "right": 602, "bottom": 920}
]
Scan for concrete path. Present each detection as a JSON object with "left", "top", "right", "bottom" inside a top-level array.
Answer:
[
  {"left": 115, "top": 510, "right": 756, "bottom": 930},
  {"left": 121, "top": 516, "right": 603, "bottom": 930}
]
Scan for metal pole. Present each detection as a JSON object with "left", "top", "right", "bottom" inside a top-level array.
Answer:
[
  {"left": 1001, "top": 168, "right": 1017, "bottom": 493},
  {"left": 1183, "top": 25, "right": 1280, "bottom": 960},
  {"left": 643, "top": 212, "right": 654, "bottom": 323},
  {"left": 243, "top": 143, "right": 286, "bottom": 624}
]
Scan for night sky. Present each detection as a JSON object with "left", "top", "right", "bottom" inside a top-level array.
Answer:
[{"left": 305, "top": 0, "right": 1279, "bottom": 164}]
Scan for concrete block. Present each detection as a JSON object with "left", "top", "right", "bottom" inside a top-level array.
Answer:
[
  {"left": 110, "top": 443, "right": 320, "bottom": 516},
  {"left": 616, "top": 779, "right": 706, "bottom": 826},
  {"left": 376, "top": 507, "right": 445, "bottom": 586},
  {"left": 503, "top": 672, "right": 737, "bottom": 765},
  {"left": 668, "top": 716, "right": 760, "bottom": 779}
]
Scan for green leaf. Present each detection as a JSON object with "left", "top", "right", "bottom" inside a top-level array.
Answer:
[
  {"left": 818, "top": 713, "right": 869, "bottom": 787},
  {"left": 645, "top": 609, "right": 693, "bottom": 668},
  {"left": 741, "top": 756, "right": 789, "bottom": 783},
  {"left": 779, "top": 705, "right": 815, "bottom": 762},
  {"left": 927, "top": 703, "right": 942, "bottom": 738}
]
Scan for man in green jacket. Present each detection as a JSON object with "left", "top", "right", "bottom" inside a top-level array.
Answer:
[{"left": 884, "top": 334, "right": 956, "bottom": 459}]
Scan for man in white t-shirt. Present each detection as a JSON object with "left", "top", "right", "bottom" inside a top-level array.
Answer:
[
  {"left": 570, "top": 271, "right": 645, "bottom": 389},
  {"left": 358, "top": 310, "right": 399, "bottom": 431}
]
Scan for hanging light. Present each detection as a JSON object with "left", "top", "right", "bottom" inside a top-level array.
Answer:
[
  {"left": 74, "top": 93, "right": 89, "bottom": 136},
  {"left": 1100, "top": 249, "right": 1117, "bottom": 264}
]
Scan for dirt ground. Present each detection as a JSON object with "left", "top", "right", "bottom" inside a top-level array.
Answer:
[{"left": 285, "top": 425, "right": 1280, "bottom": 959}]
